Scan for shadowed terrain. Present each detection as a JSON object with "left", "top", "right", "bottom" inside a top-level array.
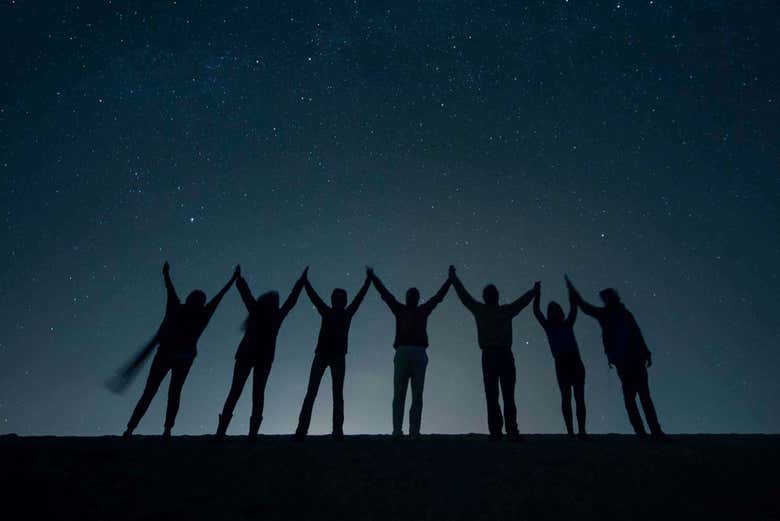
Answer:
[{"left": 2, "top": 434, "right": 777, "bottom": 520}]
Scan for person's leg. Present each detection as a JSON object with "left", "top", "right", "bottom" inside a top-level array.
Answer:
[
  {"left": 392, "top": 348, "right": 411, "bottom": 436},
  {"left": 574, "top": 362, "right": 587, "bottom": 436},
  {"left": 125, "top": 354, "right": 169, "bottom": 435},
  {"left": 249, "top": 356, "right": 274, "bottom": 438},
  {"left": 481, "top": 350, "right": 503, "bottom": 438},
  {"left": 164, "top": 359, "right": 193, "bottom": 435},
  {"left": 498, "top": 349, "right": 519, "bottom": 436},
  {"left": 636, "top": 365, "right": 663, "bottom": 436},
  {"left": 217, "top": 359, "right": 252, "bottom": 436},
  {"left": 295, "top": 354, "right": 328, "bottom": 437},
  {"left": 618, "top": 364, "right": 647, "bottom": 436},
  {"left": 556, "top": 362, "right": 574, "bottom": 435},
  {"left": 408, "top": 348, "right": 429, "bottom": 436},
  {"left": 330, "top": 356, "right": 346, "bottom": 438}
]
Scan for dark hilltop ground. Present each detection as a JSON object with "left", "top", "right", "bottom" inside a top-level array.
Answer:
[{"left": 2, "top": 434, "right": 777, "bottom": 521}]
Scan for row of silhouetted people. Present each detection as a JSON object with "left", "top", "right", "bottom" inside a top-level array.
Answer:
[{"left": 119, "top": 262, "right": 665, "bottom": 441}]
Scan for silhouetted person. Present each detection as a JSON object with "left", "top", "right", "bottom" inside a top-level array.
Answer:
[
  {"left": 294, "top": 269, "right": 372, "bottom": 441},
  {"left": 533, "top": 282, "right": 587, "bottom": 437},
  {"left": 123, "top": 262, "right": 240, "bottom": 438},
  {"left": 369, "top": 268, "right": 451, "bottom": 438},
  {"left": 567, "top": 276, "right": 665, "bottom": 439},
  {"left": 215, "top": 268, "right": 308, "bottom": 441},
  {"left": 449, "top": 265, "right": 537, "bottom": 441}
]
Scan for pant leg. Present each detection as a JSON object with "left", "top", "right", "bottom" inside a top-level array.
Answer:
[
  {"left": 127, "top": 354, "right": 170, "bottom": 431},
  {"left": 498, "top": 349, "right": 518, "bottom": 435},
  {"left": 636, "top": 365, "right": 662, "bottom": 435},
  {"left": 618, "top": 364, "right": 647, "bottom": 435},
  {"left": 250, "top": 356, "right": 274, "bottom": 425},
  {"left": 555, "top": 362, "right": 574, "bottom": 435},
  {"left": 481, "top": 350, "right": 503, "bottom": 435},
  {"left": 330, "top": 356, "right": 346, "bottom": 434},
  {"left": 408, "top": 348, "right": 429, "bottom": 436},
  {"left": 296, "top": 354, "right": 328, "bottom": 435},
  {"left": 573, "top": 361, "right": 587, "bottom": 434},
  {"left": 392, "top": 349, "right": 411, "bottom": 435},
  {"left": 220, "top": 359, "right": 253, "bottom": 418},
  {"left": 164, "top": 358, "right": 193, "bottom": 431}
]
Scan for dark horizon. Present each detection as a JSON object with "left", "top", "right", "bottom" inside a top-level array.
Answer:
[{"left": 1, "top": 1, "right": 778, "bottom": 436}]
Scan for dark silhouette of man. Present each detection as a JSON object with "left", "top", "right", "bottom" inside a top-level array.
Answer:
[
  {"left": 567, "top": 276, "right": 665, "bottom": 439},
  {"left": 215, "top": 267, "right": 308, "bottom": 441},
  {"left": 369, "top": 267, "right": 451, "bottom": 439},
  {"left": 124, "top": 262, "right": 240, "bottom": 438},
  {"left": 449, "top": 265, "right": 537, "bottom": 441},
  {"left": 294, "top": 268, "right": 372, "bottom": 441},
  {"left": 533, "top": 281, "right": 587, "bottom": 438}
]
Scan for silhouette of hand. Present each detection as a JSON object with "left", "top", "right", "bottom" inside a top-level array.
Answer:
[
  {"left": 534, "top": 281, "right": 541, "bottom": 293},
  {"left": 366, "top": 266, "right": 374, "bottom": 279},
  {"left": 302, "top": 266, "right": 309, "bottom": 280},
  {"left": 448, "top": 265, "right": 456, "bottom": 278},
  {"left": 234, "top": 265, "right": 241, "bottom": 278},
  {"left": 163, "top": 261, "right": 170, "bottom": 275},
  {"left": 608, "top": 362, "right": 614, "bottom": 370},
  {"left": 646, "top": 356, "right": 653, "bottom": 368}
]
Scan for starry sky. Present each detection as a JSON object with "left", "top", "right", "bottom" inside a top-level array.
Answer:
[{"left": 1, "top": 1, "right": 778, "bottom": 436}]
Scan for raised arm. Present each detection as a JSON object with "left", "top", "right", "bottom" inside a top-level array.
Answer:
[
  {"left": 236, "top": 275, "right": 255, "bottom": 312},
  {"left": 280, "top": 267, "right": 307, "bottom": 318},
  {"left": 566, "top": 275, "right": 604, "bottom": 318},
  {"left": 346, "top": 271, "right": 372, "bottom": 316},
  {"left": 506, "top": 282, "right": 539, "bottom": 317},
  {"left": 532, "top": 283, "right": 547, "bottom": 327},
  {"left": 421, "top": 277, "right": 452, "bottom": 313},
  {"left": 205, "top": 265, "right": 240, "bottom": 319},
  {"left": 304, "top": 278, "right": 329, "bottom": 315},
  {"left": 449, "top": 265, "right": 480, "bottom": 313},
  {"left": 369, "top": 268, "right": 402, "bottom": 314},
  {"left": 565, "top": 284, "right": 578, "bottom": 326},
  {"left": 162, "top": 262, "right": 180, "bottom": 312}
]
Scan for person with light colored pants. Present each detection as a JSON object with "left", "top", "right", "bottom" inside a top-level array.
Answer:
[{"left": 369, "top": 268, "right": 451, "bottom": 437}]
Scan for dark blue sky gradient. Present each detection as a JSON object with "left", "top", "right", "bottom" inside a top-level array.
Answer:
[{"left": 1, "top": 1, "right": 778, "bottom": 435}]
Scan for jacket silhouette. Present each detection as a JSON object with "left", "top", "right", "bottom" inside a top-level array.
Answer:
[
  {"left": 370, "top": 268, "right": 451, "bottom": 437},
  {"left": 568, "top": 278, "right": 664, "bottom": 438},
  {"left": 449, "top": 265, "right": 536, "bottom": 440},
  {"left": 533, "top": 283, "right": 587, "bottom": 436},
  {"left": 123, "top": 262, "right": 239, "bottom": 437},
  {"left": 294, "top": 269, "right": 371, "bottom": 440},
  {"left": 215, "top": 268, "right": 307, "bottom": 440}
]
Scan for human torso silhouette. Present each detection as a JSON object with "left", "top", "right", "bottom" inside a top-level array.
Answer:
[
  {"left": 236, "top": 309, "right": 285, "bottom": 361},
  {"left": 315, "top": 308, "right": 355, "bottom": 357}
]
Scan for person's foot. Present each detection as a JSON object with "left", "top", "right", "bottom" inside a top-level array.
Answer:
[
  {"left": 636, "top": 431, "right": 650, "bottom": 440},
  {"left": 577, "top": 432, "right": 590, "bottom": 441},
  {"left": 651, "top": 431, "right": 670, "bottom": 442},
  {"left": 122, "top": 429, "right": 133, "bottom": 439},
  {"left": 505, "top": 432, "right": 524, "bottom": 443},
  {"left": 162, "top": 428, "right": 172, "bottom": 439},
  {"left": 292, "top": 431, "right": 305, "bottom": 443},
  {"left": 332, "top": 431, "right": 344, "bottom": 442},
  {"left": 488, "top": 433, "right": 503, "bottom": 442},
  {"left": 391, "top": 432, "right": 403, "bottom": 443},
  {"left": 409, "top": 432, "right": 421, "bottom": 440}
]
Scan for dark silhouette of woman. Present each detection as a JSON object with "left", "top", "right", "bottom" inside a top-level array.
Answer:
[
  {"left": 533, "top": 281, "right": 587, "bottom": 438},
  {"left": 123, "top": 262, "right": 240, "bottom": 438},
  {"left": 215, "top": 267, "right": 308, "bottom": 441},
  {"left": 294, "top": 268, "right": 371, "bottom": 441},
  {"left": 369, "top": 267, "right": 451, "bottom": 439},
  {"left": 567, "top": 276, "right": 666, "bottom": 439}
]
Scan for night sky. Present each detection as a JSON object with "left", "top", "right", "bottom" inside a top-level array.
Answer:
[{"left": 1, "top": 1, "right": 778, "bottom": 436}]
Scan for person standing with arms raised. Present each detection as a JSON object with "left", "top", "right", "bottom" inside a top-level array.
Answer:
[
  {"left": 369, "top": 267, "right": 451, "bottom": 439},
  {"left": 293, "top": 268, "right": 372, "bottom": 441},
  {"left": 123, "top": 261, "right": 240, "bottom": 438},
  {"left": 566, "top": 276, "right": 666, "bottom": 440},
  {"left": 215, "top": 267, "right": 308, "bottom": 441},
  {"left": 449, "top": 265, "right": 538, "bottom": 441}
]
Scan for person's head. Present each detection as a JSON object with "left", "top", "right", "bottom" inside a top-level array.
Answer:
[
  {"left": 599, "top": 288, "right": 621, "bottom": 307},
  {"left": 547, "top": 301, "right": 565, "bottom": 323},
  {"left": 331, "top": 288, "right": 348, "bottom": 309},
  {"left": 256, "top": 291, "right": 280, "bottom": 312},
  {"left": 482, "top": 284, "right": 499, "bottom": 306},
  {"left": 405, "top": 287, "right": 420, "bottom": 307},
  {"left": 184, "top": 290, "right": 207, "bottom": 309}
]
